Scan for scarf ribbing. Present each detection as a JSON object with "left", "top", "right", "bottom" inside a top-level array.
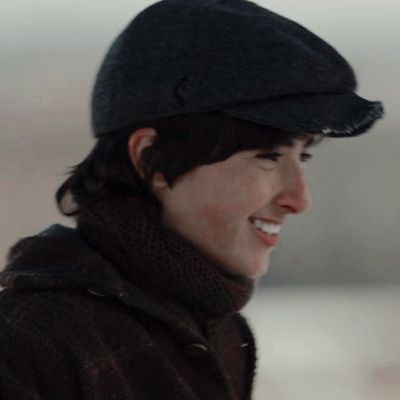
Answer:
[{"left": 77, "top": 195, "right": 255, "bottom": 321}]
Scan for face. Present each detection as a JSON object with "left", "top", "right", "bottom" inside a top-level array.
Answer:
[{"left": 149, "top": 138, "right": 313, "bottom": 281}]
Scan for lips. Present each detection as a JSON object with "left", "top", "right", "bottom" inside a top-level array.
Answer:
[
  {"left": 249, "top": 217, "right": 281, "bottom": 247},
  {"left": 252, "top": 225, "right": 280, "bottom": 247}
]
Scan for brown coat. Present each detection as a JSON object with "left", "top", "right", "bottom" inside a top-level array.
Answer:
[{"left": 0, "top": 209, "right": 257, "bottom": 400}]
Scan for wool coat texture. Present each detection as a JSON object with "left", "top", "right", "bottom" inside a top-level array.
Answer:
[{"left": 0, "top": 195, "right": 258, "bottom": 400}]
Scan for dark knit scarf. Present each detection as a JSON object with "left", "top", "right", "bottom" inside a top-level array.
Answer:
[{"left": 77, "top": 195, "right": 255, "bottom": 330}]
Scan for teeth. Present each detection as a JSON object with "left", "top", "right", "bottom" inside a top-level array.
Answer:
[{"left": 252, "top": 219, "right": 281, "bottom": 235}]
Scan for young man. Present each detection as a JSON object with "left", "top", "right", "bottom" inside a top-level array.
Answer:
[{"left": 0, "top": 1, "right": 383, "bottom": 399}]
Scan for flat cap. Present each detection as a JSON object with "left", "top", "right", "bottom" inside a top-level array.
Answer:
[{"left": 91, "top": 0, "right": 384, "bottom": 137}]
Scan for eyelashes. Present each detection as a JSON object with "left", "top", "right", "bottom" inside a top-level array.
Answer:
[
  {"left": 300, "top": 153, "right": 313, "bottom": 163},
  {"left": 256, "top": 152, "right": 282, "bottom": 162},
  {"left": 256, "top": 152, "right": 313, "bottom": 163}
]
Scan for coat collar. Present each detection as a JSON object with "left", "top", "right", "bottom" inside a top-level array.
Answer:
[
  {"left": 1, "top": 224, "right": 208, "bottom": 344},
  {"left": 1, "top": 195, "right": 255, "bottom": 344}
]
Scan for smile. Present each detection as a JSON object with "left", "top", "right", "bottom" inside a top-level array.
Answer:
[
  {"left": 249, "top": 218, "right": 281, "bottom": 247},
  {"left": 251, "top": 218, "right": 281, "bottom": 235}
]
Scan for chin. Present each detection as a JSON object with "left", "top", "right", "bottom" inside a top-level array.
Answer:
[
  {"left": 247, "top": 268, "right": 269, "bottom": 280},
  {"left": 214, "top": 253, "right": 270, "bottom": 280},
  {"left": 246, "top": 258, "right": 271, "bottom": 280}
]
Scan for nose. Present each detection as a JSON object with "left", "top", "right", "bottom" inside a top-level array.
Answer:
[{"left": 274, "top": 164, "right": 312, "bottom": 214}]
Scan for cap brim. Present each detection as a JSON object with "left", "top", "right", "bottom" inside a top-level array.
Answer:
[{"left": 222, "top": 93, "right": 384, "bottom": 137}]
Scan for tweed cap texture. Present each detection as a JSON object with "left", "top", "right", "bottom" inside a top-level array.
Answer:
[{"left": 91, "top": 0, "right": 384, "bottom": 138}]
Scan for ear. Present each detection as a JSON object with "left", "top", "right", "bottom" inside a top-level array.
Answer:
[{"left": 127, "top": 128, "right": 168, "bottom": 189}]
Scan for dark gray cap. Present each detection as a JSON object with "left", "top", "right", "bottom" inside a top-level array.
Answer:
[{"left": 91, "top": 0, "right": 384, "bottom": 138}]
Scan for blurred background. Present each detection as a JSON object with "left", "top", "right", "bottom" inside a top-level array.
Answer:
[{"left": 1, "top": 0, "right": 399, "bottom": 398}]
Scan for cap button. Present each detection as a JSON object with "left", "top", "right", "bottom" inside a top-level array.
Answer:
[
  {"left": 187, "top": 343, "right": 209, "bottom": 357},
  {"left": 88, "top": 288, "right": 107, "bottom": 297}
]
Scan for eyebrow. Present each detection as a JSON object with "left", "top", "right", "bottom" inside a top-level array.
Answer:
[
  {"left": 305, "top": 134, "right": 325, "bottom": 148},
  {"left": 275, "top": 136, "right": 316, "bottom": 149},
  {"left": 291, "top": 135, "right": 323, "bottom": 148},
  {"left": 304, "top": 136, "right": 316, "bottom": 148},
  {"left": 253, "top": 133, "right": 324, "bottom": 154}
]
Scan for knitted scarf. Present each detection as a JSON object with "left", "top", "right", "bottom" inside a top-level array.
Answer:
[{"left": 77, "top": 195, "right": 255, "bottom": 325}]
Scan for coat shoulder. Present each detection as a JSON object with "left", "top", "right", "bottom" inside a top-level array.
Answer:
[{"left": 0, "top": 287, "right": 154, "bottom": 357}]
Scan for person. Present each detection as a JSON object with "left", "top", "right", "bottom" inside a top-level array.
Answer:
[{"left": 0, "top": 0, "right": 384, "bottom": 399}]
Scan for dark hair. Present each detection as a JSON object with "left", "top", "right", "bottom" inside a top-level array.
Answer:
[{"left": 56, "top": 111, "right": 322, "bottom": 218}]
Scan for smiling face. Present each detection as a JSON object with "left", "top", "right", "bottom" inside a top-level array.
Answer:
[{"left": 146, "top": 136, "right": 313, "bottom": 281}]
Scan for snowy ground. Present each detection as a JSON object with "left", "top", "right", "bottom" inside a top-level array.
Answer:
[{"left": 242, "top": 285, "right": 400, "bottom": 400}]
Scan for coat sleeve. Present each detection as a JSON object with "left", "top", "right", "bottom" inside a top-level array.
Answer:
[{"left": 0, "top": 324, "right": 81, "bottom": 400}]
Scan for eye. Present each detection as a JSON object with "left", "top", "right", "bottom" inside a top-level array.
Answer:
[
  {"left": 301, "top": 152, "right": 313, "bottom": 163},
  {"left": 256, "top": 152, "right": 283, "bottom": 162}
]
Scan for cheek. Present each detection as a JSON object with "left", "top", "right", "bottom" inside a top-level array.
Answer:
[
  {"left": 194, "top": 176, "right": 268, "bottom": 236},
  {"left": 190, "top": 183, "right": 245, "bottom": 241},
  {"left": 182, "top": 164, "right": 279, "bottom": 238},
  {"left": 197, "top": 204, "right": 226, "bottom": 225},
  {"left": 196, "top": 203, "right": 238, "bottom": 239}
]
